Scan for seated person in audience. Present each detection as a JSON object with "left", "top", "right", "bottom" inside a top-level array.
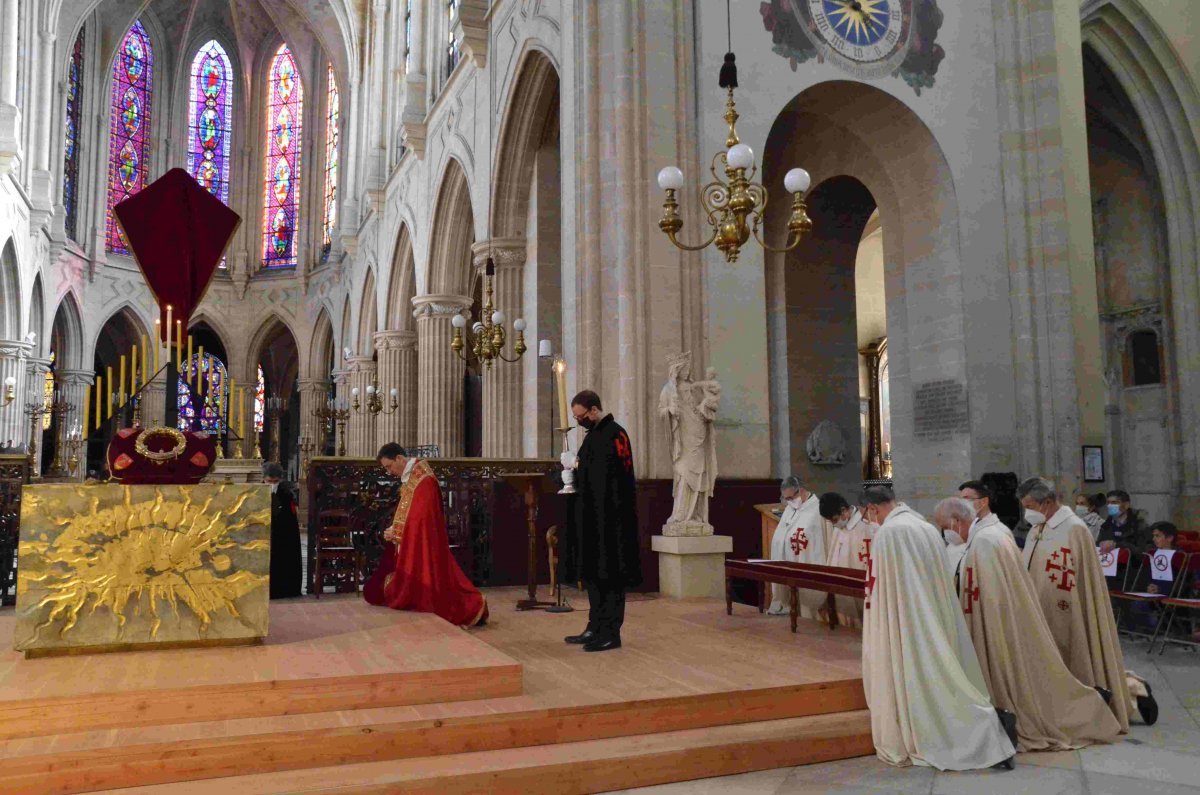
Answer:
[
  {"left": 1073, "top": 492, "right": 1106, "bottom": 541},
  {"left": 1098, "top": 489, "right": 1148, "bottom": 555},
  {"left": 1130, "top": 522, "right": 1180, "bottom": 631}
]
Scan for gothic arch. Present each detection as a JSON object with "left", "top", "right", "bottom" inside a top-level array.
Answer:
[
  {"left": 308, "top": 306, "right": 334, "bottom": 377},
  {"left": 356, "top": 267, "right": 378, "bottom": 356},
  {"left": 0, "top": 238, "right": 21, "bottom": 341},
  {"left": 385, "top": 224, "right": 416, "bottom": 332},
  {"left": 763, "top": 80, "right": 964, "bottom": 503},
  {"left": 490, "top": 48, "right": 559, "bottom": 239},
  {"left": 28, "top": 274, "right": 45, "bottom": 356},
  {"left": 50, "top": 292, "right": 85, "bottom": 371},
  {"left": 426, "top": 157, "right": 475, "bottom": 296}
]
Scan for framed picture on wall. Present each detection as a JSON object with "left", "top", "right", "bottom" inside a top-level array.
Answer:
[{"left": 1083, "top": 446, "right": 1105, "bottom": 483}]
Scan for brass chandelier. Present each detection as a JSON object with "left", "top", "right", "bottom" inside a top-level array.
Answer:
[
  {"left": 656, "top": 34, "right": 812, "bottom": 262},
  {"left": 450, "top": 256, "right": 527, "bottom": 369}
]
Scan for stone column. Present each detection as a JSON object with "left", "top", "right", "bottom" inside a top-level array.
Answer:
[
  {"left": 345, "top": 355, "right": 377, "bottom": 457},
  {"left": 0, "top": 340, "right": 32, "bottom": 449},
  {"left": 0, "top": 0, "right": 21, "bottom": 173},
  {"left": 330, "top": 368, "right": 350, "bottom": 455},
  {"left": 375, "top": 330, "right": 417, "bottom": 446},
  {"left": 56, "top": 369, "right": 94, "bottom": 479},
  {"left": 28, "top": 29, "right": 57, "bottom": 222},
  {"left": 473, "top": 240, "right": 526, "bottom": 458},
  {"left": 297, "top": 377, "right": 331, "bottom": 459},
  {"left": 413, "top": 295, "right": 470, "bottom": 456}
]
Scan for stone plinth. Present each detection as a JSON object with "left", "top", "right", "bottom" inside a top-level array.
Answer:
[
  {"left": 651, "top": 534, "right": 732, "bottom": 599},
  {"left": 661, "top": 520, "right": 714, "bottom": 538},
  {"left": 203, "top": 458, "right": 265, "bottom": 484}
]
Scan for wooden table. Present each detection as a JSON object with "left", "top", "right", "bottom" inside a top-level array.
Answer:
[{"left": 724, "top": 558, "right": 867, "bottom": 633}]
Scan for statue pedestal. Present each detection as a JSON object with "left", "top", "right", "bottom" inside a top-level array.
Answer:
[
  {"left": 652, "top": 534, "right": 732, "bottom": 599},
  {"left": 660, "top": 520, "right": 713, "bottom": 537},
  {"left": 203, "top": 458, "right": 265, "bottom": 484}
]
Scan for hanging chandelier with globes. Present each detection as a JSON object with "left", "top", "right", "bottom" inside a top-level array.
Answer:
[{"left": 656, "top": 5, "right": 813, "bottom": 263}]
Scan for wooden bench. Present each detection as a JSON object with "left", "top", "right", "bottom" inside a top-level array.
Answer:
[{"left": 724, "top": 558, "right": 867, "bottom": 633}]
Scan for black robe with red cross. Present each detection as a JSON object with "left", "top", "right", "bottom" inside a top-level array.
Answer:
[{"left": 558, "top": 414, "right": 643, "bottom": 588}]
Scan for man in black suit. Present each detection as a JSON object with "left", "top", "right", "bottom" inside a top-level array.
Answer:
[
  {"left": 263, "top": 462, "right": 303, "bottom": 598},
  {"left": 558, "top": 390, "right": 641, "bottom": 652}
]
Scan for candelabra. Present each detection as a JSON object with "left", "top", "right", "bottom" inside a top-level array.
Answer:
[
  {"left": 298, "top": 435, "right": 316, "bottom": 474},
  {"left": 25, "top": 395, "right": 72, "bottom": 478},
  {"left": 656, "top": 52, "right": 812, "bottom": 262},
  {"left": 312, "top": 399, "right": 351, "bottom": 457},
  {"left": 64, "top": 425, "right": 84, "bottom": 478},
  {"left": 351, "top": 377, "right": 398, "bottom": 416},
  {"left": 266, "top": 396, "right": 287, "bottom": 463},
  {"left": 450, "top": 256, "right": 527, "bottom": 369}
]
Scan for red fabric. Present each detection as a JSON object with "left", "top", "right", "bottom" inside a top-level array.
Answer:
[
  {"left": 106, "top": 427, "right": 216, "bottom": 484},
  {"left": 363, "top": 467, "right": 487, "bottom": 627},
  {"left": 112, "top": 168, "right": 240, "bottom": 336}
]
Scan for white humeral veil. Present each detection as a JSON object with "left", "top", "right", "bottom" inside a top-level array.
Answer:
[{"left": 862, "top": 504, "right": 1015, "bottom": 770}]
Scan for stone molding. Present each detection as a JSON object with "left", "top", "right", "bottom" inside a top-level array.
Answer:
[
  {"left": 345, "top": 355, "right": 376, "bottom": 374},
  {"left": 455, "top": 0, "right": 489, "bottom": 69},
  {"left": 56, "top": 369, "right": 95, "bottom": 386},
  {"left": 471, "top": 238, "right": 527, "bottom": 270},
  {"left": 374, "top": 330, "right": 418, "bottom": 350},
  {"left": 0, "top": 340, "right": 33, "bottom": 360},
  {"left": 412, "top": 294, "right": 472, "bottom": 318}
]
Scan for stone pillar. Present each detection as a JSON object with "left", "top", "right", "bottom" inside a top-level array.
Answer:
[
  {"left": 28, "top": 29, "right": 56, "bottom": 222},
  {"left": 56, "top": 369, "right": 93, "bottom": 479},
  {"left": 0, "top": 340, "right": 31, "bottom": 450},
  {"left": 331, "top": 368, "right": 350, "bottom": 455},
  {"left": 297, "top": 378, "right": 330, "bottom": 458},
  {"left": 375, "top": 330, "right": 417, "bottom": 447},
  {"left": 413, "top": 295, "right": 470, "bottom": 456},
  {"left": 345, "top": 355, "right": 377, "bottom": 457},
  {"left": 0, "top": 0, "right": 21, "bottom": 173},
  {"left": 473, "top": 240, "right": 526, "bottom": 458}
]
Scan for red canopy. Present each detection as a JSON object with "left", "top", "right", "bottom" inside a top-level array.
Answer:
[{"left": 113, "top": 168, "right": 240, "bottom": 339}]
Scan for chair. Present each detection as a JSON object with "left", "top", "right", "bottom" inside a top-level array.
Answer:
[
  {"left": 1154, "top": 552, "right": 1200, "bottom": 654},
  {"left": 1111, "top": 550, "right": 1187, "bottom": 645},
  {"left": 312, "top": 509, "right": 362, "bottom": 598},
  {"left": 1177, "top": 530, "right": 1199, "bottom": 543}
]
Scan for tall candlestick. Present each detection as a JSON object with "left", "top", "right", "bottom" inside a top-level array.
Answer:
[
  {"left": 165, "top": 305, "right": 173, "bottom": 352},
  {"left": 105, "top": 367, "right": 113, "bottom": 419},
  {"left": 175, "top": 320, "right": 182, "bottom": 366},
  {"left": 153, "top": 321, "right": 161, "bottom": 371},
  {"left": 554, "top": 358, "right": 569, "bottom": 429},
  {"left": 94, "top": 378, "right": 101, "bottom": 429},
  {"left": 197, "top": 346, "right": 204, "bottom": 392},
  {"left": 229, "top": 378, "right": 236, "bottom": 431},
  {"left": 82, "top": 387, "right": 90, "bottom": 439},
  {"left": 130, "top": 345, "right": 138, "bottom": 396},
  {"left": 187, "top": 336, "right": 194, "bottom": 385},
  {"left": 238, "top": 388, "right": 245, "bottom": 441},
  {"left": 118, "top": 356, "right": 126, "bottom": 406},
  {"left": 141, "top": 334, "right": 149, "bottom": 386}
]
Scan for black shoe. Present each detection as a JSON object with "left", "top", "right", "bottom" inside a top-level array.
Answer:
[
  {"left": 564, "top": 629, "right": 596, "bottom": 645},
  {"left": 583, "top": 637, "right": 622, "bottom": 652},
  {"left": 996, "top": 708, "right": 1018, "bottom": 748},
  {"left": 1095, "top": 686, "right": 1113, "bottom": 705},
  {"left": 1137, "top": 681, "right": 1159, "bottom": 726},
  {"left": 992, "top": 756, "right": 1015, "bottom": 771}
]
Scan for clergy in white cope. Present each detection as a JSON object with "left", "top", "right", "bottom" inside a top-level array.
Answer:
[
  {"left": 1018, "top": 477, "right": 1131, "bottom": 732},
  {"left": 818, "top": 492, "right": 876, "bottom": 628},
  {"left": 935, "top": 497, "right": 1121, "bottom": 751},
  {"left": 766, "top": 476, "right": 825, "bottom": 617},
  {"left": 959, "top": 480, "right": 1014, "bottom": 542},
  {"left": 860, "top": 485, "right": 1016, "bottom": 771}
]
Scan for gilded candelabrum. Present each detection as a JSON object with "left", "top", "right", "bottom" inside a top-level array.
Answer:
[
  {"left": 265, "top": 397, "right": 288, "bottom": 463},
  {"left": 351, "top": 376, "right": 398, "bottom": 417},
  {"left": 26, "top": 396, "right": 73, "bottom": 478},
  {"left": 64, "top": 427, "right": 84, "bottom": 477},
  {"left": 312, "top": 400, "right": 350, "bottom": 457},
  {"left": 449, "top": 257, "right": 527, "bottom": 369},
  {"left": 656, "top": 58, "right": 813, "bottom": 263},
  {"left": 298, "top": 435, "right": 316, "bottom": 475}
]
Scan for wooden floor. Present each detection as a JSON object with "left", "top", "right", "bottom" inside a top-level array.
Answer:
[{"left": 0, "top": 587, "right": 871, "bottom": 794}]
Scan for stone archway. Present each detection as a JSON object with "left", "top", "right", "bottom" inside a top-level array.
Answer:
[
  {"left": 378, "top": 225, "right": 418, "bottom": 446},
  {"left": 247, "top": 316, "right": 301, "bottom": 466},
  {"left": 763, "top": 81, "right": 967, "bottom": 506}
]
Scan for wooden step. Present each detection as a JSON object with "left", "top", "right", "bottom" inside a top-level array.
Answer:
[
  {"left": 0, "top": 603, "right": 522, "bottom": 740},
  {"left": 1, "top": 680, "right": 867, "bottom": 795},
  {"left": 102, "top": 711, "right": 874, "bottom": 795}
]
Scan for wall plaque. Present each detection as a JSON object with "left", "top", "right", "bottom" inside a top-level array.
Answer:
[{"left": 913, "top": 379, "right": 969, "bottom": 441}]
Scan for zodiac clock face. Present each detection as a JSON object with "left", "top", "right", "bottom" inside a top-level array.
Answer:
[{"left": 799, "top": 0, "right": 914, "bottom": 79}]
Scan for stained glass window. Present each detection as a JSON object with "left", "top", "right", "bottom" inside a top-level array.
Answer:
[
  {"left": 177, "top": 352, "right": 228, "bottom": 432},
  {"left": 446, "top": 0, "right": 460, "bottom": 76},
  {"left": 262, "top": 44, "right": 303, "bottom": 268},
  {"left": 188, "top": 41, "right": 233, "bottom": 205},
  {"left": 254, "top": 364, "right": 265, "bottom": 433},
  {"left": 105, "top": 20, "right": 154, "bottom": 255},
  {"left": 63, "top": 28, "right": 85, "bottom": 243},
  {"left": 321, "top": 64, "right": 339, "bottom": 260}
]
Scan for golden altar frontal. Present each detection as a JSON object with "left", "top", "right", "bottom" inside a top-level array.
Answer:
[{"left": 13, "top": 483, "right": 271, "bottom": 657}]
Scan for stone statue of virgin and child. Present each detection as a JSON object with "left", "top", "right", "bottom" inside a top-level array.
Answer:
[{"left": 658, "top": 352, "right": 721, "bottom": 536}]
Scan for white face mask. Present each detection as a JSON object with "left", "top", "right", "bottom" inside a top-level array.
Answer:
[
  {"left": 1074, "top": 505, "right": 1089, "bottom": 518},
  {"left": 944, "top": 528, "right": 964, "bottom": 546},
  {"left": 834, "top": 513, "right": 850, "bottom": 530},
  {"left": 1024, "top": 508, "right": 1047, "bottom": 526}
]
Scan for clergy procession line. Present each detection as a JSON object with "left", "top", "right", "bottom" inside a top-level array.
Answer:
[{"left": 766, "top": 476, "right": 1164, "bottom": 772}]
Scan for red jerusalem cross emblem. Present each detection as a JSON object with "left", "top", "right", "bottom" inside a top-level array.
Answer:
[
  {"left": 790, "top": 529, "right": 809, "bottom": 555},
  {"left": 1045, "top": 547, "right": 1076, "bottom": 592},
  {"left": 864, "top": 561, "right": 876, "bottom": 610},
  {"left": 858, "top": 538, "right": 872, "bottom": 567},
  {"left": 962, "top": 566, "right": 980, "bottom": 614}
]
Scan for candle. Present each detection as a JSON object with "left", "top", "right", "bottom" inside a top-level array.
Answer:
[
  {"left": 130, "top": 345, "right": 138, "bottom": 395},
  {"left": 165, "top": 305, "right": 173, "bottom": 353},
  {"left": 141, "top": 334, "right": 149, "bottom": 386},
  {"left": 186, "top": 336, "right": 194, "bottom": 383},
  {"left": 238, "top": 388, "right": 245, "bottom": 441},
  {"left": 554, "top": 358, "right": 569, "bottom": 429},
  {"left": 153, "top": 320, "right": 161, "bottom": 371},
  {"left": 175, "top": 320, "right": 182, "bottom": 366},
  {"left": 82, "top": 387, "right": 90, "bottom": 437},
  {"left": 118, "top": 356, "right": 126, "bottom": 406},
  {"left": 197, "top": 346, "right": 205, "bottom": 391},
  {"left": 94, "top": 378, "right": 101, "bottom": 429},
  {"left": 105, "top": 366, "right": 113, "bottom": 419}
]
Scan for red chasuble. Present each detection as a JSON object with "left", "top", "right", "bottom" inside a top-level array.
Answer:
[{"left": 363, "top": 460, "right": 488, "bottom": 627}]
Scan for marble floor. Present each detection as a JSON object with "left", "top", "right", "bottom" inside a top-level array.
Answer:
[{"left": 616, "top": 639, "right": 1200, "bottom": 795}]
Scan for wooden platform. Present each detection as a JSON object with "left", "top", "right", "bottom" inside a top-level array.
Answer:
[{"left": 0, "top": 588, "right": 872, "bottom": 794}]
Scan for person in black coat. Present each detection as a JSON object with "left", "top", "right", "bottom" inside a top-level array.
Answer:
[
  {"left": 263, "top": 463, "right": 303, "bottom": 598},
  {"left": 558, "top": 390, "right": 641, "bottom": 652}
]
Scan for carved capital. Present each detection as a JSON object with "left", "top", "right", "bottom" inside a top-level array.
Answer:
[
  {"left": 412, "top": 294, "right": 472, "bottom": 319},
  {"left": 25, "top": 357, "right": 53, "bottom": 375},
  {"left": 0, "top": 340, "right": 34, "bottom": 360},
  {"left": 471, "top": 238, "right": 526, "bottom": 270},
  {"left": 345, "top": 355, "right": 376, "bottom": 374},
  {"left": 374, "top": 330, "right": 418, "bottom": 351},
  {"left": 454, "top": 0, "right": 489, "bottom": 68},
  {"left": 56, "top": 369, "right": 95, "bottom": 387},
  {"left": 297, "top": 378, "right": 331, "bottom": 395}
]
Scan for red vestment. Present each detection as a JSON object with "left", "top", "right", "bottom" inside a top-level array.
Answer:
[{"left": 363, "top": 460, "right": 488, "bottom": 627}]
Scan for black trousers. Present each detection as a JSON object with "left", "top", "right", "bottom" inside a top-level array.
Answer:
[{"left": 584, "top": 580, "right": 626, "bottom": 640}]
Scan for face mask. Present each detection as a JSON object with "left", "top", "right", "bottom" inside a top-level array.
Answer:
[
  {"left": 1075, "top": 505, "right": 1088, "bottom": 517},
  {"left": 577, "top": 415, "right": 596, "bottom": 430},
  {"left": 1024, "top": 509, "right": 1047, "bottom": 526},
  {"left": 944, "top": 529, "right": 964, "bottom": 546},
  {"left": 1107, "top": 504, "right": 1121, "bottom": 517},
  {"left": 790, "top": 497, "right": 805, "bottom": 509},
  {"left": 834, "top": 515, "right": 849, "bottom": 530}
]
